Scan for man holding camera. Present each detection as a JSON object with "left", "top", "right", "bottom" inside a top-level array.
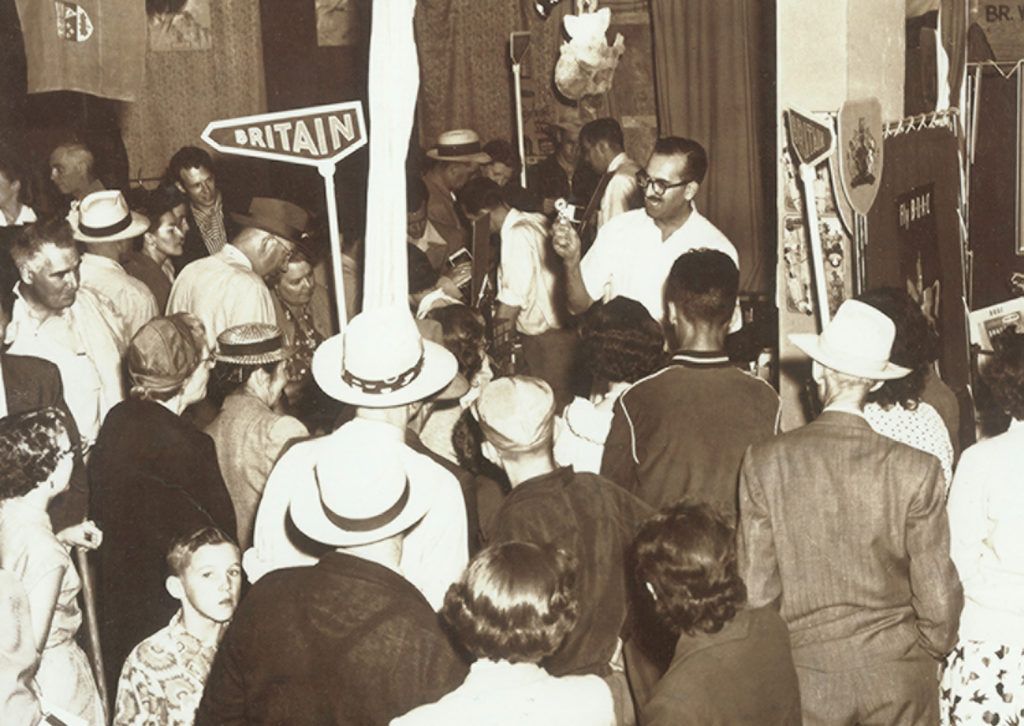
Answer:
[
  {"left": 553, "top": 136, "right": 738, "bottom": 327},
  {"left": 458, "top": 177, "right": 574, "bottom": 408}
]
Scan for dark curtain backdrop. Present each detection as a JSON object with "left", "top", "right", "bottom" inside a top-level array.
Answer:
[{"left": 650, "top": 0, "right": 774, "bottom": 293}]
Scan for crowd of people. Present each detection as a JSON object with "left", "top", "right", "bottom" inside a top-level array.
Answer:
[{"left": 0, "top": 114, "right": 1018, "bottom": 726}]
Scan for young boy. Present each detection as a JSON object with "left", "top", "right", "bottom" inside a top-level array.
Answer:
[{"left": 114, "top": 527, "right": 242, "bottom": 725}]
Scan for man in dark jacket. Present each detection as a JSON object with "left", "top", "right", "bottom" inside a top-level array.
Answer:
[
  {"left": 477, "top": 376, "right": 651, "bottom": 683},
  {"left": 601, "top": 249, "right": 779, "bottom": 520},
  {"left": 197, "top": 423, "right": 468, "bottom": 724}
]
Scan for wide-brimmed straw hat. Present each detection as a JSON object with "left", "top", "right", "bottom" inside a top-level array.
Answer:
[
  {"left": 789, "top": 299, "right": 913, "bottom": 380},
  {"left": 288, "top": 425, "right": 431, "bottom": 547},
  {"left": 312, "top": 305, "right": 460, "bottom": 407},
  {"left": 426, "top": 129, "right": 492, "bottom": 164},
  {"left": 230, "top": 197, "right": 311, "bottom": 244},
  {"left": 71, "top": 190, "right": 150, "bottom": 243},
  {"left": 214, "top": 323, "right": 287, "bottom": 366}
]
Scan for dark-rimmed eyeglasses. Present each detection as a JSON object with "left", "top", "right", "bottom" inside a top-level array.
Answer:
[{"left": 636, "top": 169, "right": 690, "bottom": 196}]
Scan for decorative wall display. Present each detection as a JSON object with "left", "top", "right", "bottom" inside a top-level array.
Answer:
[
  {"left": 866, "top": 125, "right": 970, "bottom": 394},
  {"left": 316, "top": 0, "right": 362, "bottom": 48},
  {"left": 148, "top": 0, "right": 212, "bottom": 52}
]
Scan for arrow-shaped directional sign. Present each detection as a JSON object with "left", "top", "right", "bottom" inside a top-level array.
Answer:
[{"left": 201, "top": 101, "right": 367, "bottom": 168}]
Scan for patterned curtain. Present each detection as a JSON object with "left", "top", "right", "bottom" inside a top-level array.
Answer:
[{"left": 120, "top": 0, "right": 266, "bottom": 184}]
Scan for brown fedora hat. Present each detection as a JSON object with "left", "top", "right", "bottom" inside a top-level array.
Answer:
[{"left": 231, "top": 197, "right": 311, "bottom": 244}]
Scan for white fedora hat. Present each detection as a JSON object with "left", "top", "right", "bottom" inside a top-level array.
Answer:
[
  {"left": 312, "top": 305, "right": 459, "bottom": 407},
  {"left": 789, "top": 299, "right": 913, "bottom": 380},
  {"left": 426, "top": 129, "right": 492, "bottom": 164},
  {"left": 71, "top": 190, "right": 150, "bottom": 243},
  {"left": 288, "top": 427, "right": 431, "bottom": 547}
]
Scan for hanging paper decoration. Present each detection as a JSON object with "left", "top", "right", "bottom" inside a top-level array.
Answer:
[{"left": 554, "top": 6, "right": 625, "bottom": 100}]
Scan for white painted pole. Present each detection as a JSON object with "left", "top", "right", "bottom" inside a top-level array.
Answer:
[
  {"left": 513, "top": 62, "right": 527, "bottom": 188},
  {"left": 319, "top": 162, "right": 347, "bottom": 328},
  {"left": 799, "top": 163, "right": 831, "bottom": 329}
]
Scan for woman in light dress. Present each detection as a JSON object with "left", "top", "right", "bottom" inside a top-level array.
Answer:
[{"left": 0, "top": 407, "right": 105, "bottom": 724}]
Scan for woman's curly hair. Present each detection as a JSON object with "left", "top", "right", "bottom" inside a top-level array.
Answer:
[
  {"left": 985, "top": 330, "right": 1024, "bottom": 420},
  {"left": 442, "top": 541, "right": 578, "bottom": 664},
  {"left": 579, "top": 297, "right": 667, "bottom": 384},
  {"left": 428, "top": 305, "right": 487, "bottom": 381},
  {"left": 0, "top": 407, "right": 71, "bottom": 500},
  {"left": 858, "top": 287, "right": 937, "bottom": 410},
  {"left": 633, "top": 501, "right": 747, "bottom": 636}
]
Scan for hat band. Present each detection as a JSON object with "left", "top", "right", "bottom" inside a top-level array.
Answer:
[
  {"left": 436, "top": 141, "right": 483, "bottom": 157},
  {"left": 219, "top": 334, "right": 284, "bottom": 358},
  {"left": 341, "top": 352, "right": 425, "bottom": 395},
  {"left": 79, "top": 211, "right": 133, "bottom": 237},
  {"left": 320, "top": 480, "right": 411, "bottom": 533}
]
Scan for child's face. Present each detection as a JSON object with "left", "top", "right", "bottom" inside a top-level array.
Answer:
[{"left": 178, "top": 543, "right": 242, "bottom": 623}]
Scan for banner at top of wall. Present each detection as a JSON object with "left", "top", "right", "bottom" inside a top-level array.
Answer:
[{"left": 201, "top": 101, "right": 367, "bottom": 167}]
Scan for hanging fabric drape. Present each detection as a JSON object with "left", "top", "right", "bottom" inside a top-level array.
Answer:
[
  {"left": 15, "top": 0, "right": 146, "bottom": 102},
  {"left": 361, "top": 0, "right": 419, "bottom": 310},
  {"left": 650, "top": 0, "right": 771, "bottom": 293}
]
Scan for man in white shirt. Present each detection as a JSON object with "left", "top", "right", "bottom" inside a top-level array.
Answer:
[
  {"left": 72, "top": 190, "right": 160, "bottom": 338},
  {"left": 458, "top": 177, "right": 575, "bottom": 407},
  {"left": 554, "top": 136, "right": 740, "bottom": 326},
  {"left": 168, "top": 197, "right": 307, "bottom": 350},
  {"left": 244, "top": 306, "right": 469, "bottom": 611},
  {"left": 578, "top": 117, "right": 641, "bottom": 233},
  {"left": 6, "top": 217, "right": 128, "bottom": 448}
]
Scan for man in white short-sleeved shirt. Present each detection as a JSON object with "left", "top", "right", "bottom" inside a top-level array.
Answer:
[
  {"left": 554, "top": 136, "right": 739, "bottom": 326},
  {"left": 457, "top": 177, "right": 576, "bottom": 406}
]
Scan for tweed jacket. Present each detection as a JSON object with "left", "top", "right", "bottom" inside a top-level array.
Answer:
[
  {"left": 738, "top": 410, "right": 963, "bottom": 672},
  {"left": 197, "top": 552, "right": 469, "bottom": 725}
]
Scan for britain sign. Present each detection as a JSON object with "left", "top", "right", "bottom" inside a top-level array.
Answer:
[{"left": 200, "top": 101, "right": 367, "bottom": 167}]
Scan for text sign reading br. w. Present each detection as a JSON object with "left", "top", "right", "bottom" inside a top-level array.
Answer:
[{"left": 201, "top": 101, "right": 367, "bottom": 167}]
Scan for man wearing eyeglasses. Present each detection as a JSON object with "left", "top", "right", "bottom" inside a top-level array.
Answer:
[
  {"left": 168, "top": 197, "right": 308, "bottom": 350},
  {"left": 553, "top": 137, "right": 738, "bottom": 325}
]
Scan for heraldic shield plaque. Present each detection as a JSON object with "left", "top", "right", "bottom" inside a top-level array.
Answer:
[{"left": 838, "top": 98, "right": 884, "bottom": 217}]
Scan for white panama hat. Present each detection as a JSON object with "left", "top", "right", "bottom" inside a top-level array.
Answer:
[
  {"left": 71, "top": 190, "right": 150, "bottom": 243},
  {"left": 288, "top": 427, "right": 430, "bottom": 547},
  {"left": 312, "top": 305, "right": 459, "bottom": 407},
  {"left": 426, "top": 129, "right": 492, "bottom": 164},
  {"left": 789, "top": 299, "right": 913, "bottom": 380}
]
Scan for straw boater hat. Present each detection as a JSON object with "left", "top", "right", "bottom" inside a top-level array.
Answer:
[
  {"left": 71, "top": 190, "right": 150, "bottom": 243},
  {"left": 426, "top": 129, "right": 492, "bottom": 164},
  {"left": 789, "top": 299, "right": 913, "bottom": 380},
  {"left": 312, "top": 305, "right": 465, "bottom": 408},
  {"left": 230, "top": 197, "right": 311, "bottom": 244},
  {"left": 288, "top": 425, "right": 432, "bottom": 547},
  {"left": 214, "top": 323, "right": 287, "bottom": 366}
]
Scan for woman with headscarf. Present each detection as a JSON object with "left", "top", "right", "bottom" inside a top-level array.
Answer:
[{"left": 88, "top": 313, "right": 236, "bottom": 692}]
